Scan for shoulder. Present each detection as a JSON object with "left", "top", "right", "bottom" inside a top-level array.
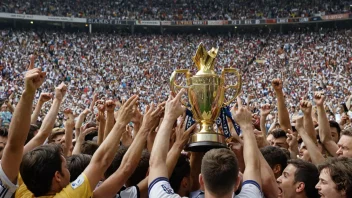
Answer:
[
  {"left": 0, "top": 163, "right": 18, "bottom": 198},
  {"left": 148, "top": 177, "right": 181, "bottom": 198},
  {"left": 57, "top": 174, "right": 93, "bottom": 197},
  {"left": 234, "top": 180, "right": 263, "bottom": 198}
]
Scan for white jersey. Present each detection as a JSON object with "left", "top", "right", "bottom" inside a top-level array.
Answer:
[
  {"left": 116, "top": 186, "right": 140, "bottom": 198},
  {"left": 235, "top": 180, "right": 263, "bottom": 198},
  {"left": 148, "top": 177, "right": 182, "bottom": 198},
  {"left": 0, "top": 163, "right": 18, "bottom": 198}
]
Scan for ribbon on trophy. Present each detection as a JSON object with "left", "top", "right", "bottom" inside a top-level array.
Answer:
[{"left": 185, "top": 106, "right": 241, "bottom": 138}]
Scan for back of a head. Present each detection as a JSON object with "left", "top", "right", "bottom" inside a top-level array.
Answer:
[
  {"left": 67, "top": 154, "right": 92, "bottom": 182},
  {"left": 0, "top": 127, "right": 8, "bottom": 138},
  {"left": 318, "top": 157, "right": 352, "bottom": 197},
  {"left": 26, "top": 124, "right": 39, "bottom": 144},
  {"left": 261, "top": 146, "right": 288, "bottom": 174},
  {"left": 20, "top": 144, "right": 63, "bottom": 197},
  {"left": 271, "top": 129, "right": 287, "bottom": 139},
  {"left": 169, "top": 154, "right": 190, "bottom": 193},
  {"left": 201, "top": 148, "right": 239, "bottom": 197},
  {"left": 81, "top": 140, "right": 99, "bottom": 156},
  {"left": 288, "top": 159, "right": 319, "bottom": 198},
  {"left": 104, "top": 147, "right": 128, "bottom": 179}
]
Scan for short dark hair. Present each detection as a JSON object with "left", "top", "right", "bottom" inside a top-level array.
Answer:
[
  {"left": 260, "top": 146, "right": 288, "bottom": 174},
  {"left": 20, "top": 144, "right": 63, "bottom": 197},
  {"left": 169, "top": 154, "right": 190, "bottom": 193},
  {"left": 104, "top": 147, "right": 128, "bottom": 179},
  {"left": 271, "top": 129, "right": 287, "bottom": 139},
  {"left": 0, "top": 128, "right": 8, "bottom": 137},
  {"left": 329, "top": 121, "right": 341, "bottom": 137},
  {"left": 318, "top": 157, "right": 352, "bottom": 197},
  {"left": 26, "top": 124, "right": 39, "bottom": 144},
  {"left": 81, "top": 141, "right": 99, "bottom": 156},
  {"left": 201, "top": 148, "right": 239, "bottom": 197},
  {"left": 127, "top": 150, "right": 150, "bottom": 186},
  {"left": 341, "top": 128, "right": 352, "bottom": 137},
  {"left": 288, "top": 159, "right": 319, "bottom": 198},
  {"left": 67, "top": 154, "right": 92, "bottom": 182}
]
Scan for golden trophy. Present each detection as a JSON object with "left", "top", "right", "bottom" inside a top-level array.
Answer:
[{"left": 170, "top": 43, "right": 242, "bottom": 152}]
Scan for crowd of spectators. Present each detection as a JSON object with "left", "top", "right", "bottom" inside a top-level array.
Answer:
[{"left": 1, "top": 0, "right": 351, "bottom": 20}]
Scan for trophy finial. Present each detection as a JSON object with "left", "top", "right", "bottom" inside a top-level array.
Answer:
[{"left": 192, "top": 43, "right": 218, "bottom": 75}]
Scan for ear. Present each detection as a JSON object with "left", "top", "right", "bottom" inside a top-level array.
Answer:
[
  {"left": 181, "top": 177, "right": 189, "bottom": 189},
  {"left": 54, "top": 171, "right": 62, "bottom": 183},
  {"left": 273, "top": 164, "right": 282, "bottom": 175},
  {"left": 295, "top": 182, "right": 305, "bottom": 193},
  {"left": 199, "top": 174, "right": 205, "bottom": 189},
  {"left": 234, "top": 174, "right": 242, "bottom": 192}
]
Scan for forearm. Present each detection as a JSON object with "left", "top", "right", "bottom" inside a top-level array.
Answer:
[
  {"left": 346, "top": 96, "right": 351, "bottom": 110},
  {"left": 317, "top": 106, "right": 332, "bottom": 142},
  {"left": 31, "top": 101, "right": 44, "bottom": 124},
  {"left": 97, "top": 120, "right": 106, "bottom": 145},
  {"left": 303, "top": 114, "right": 317, "bottom": 144},
  {"left": 190, "top": 152, "right": 204, "bottom": 191},
  {"left": 64, "top": 126, "right": 73, "bottom": 157},
  {"left": 276, "top": 91, "right": 291, "bottom": 131},
  {"left": 260, "top": 115, "right": 268, "bottom": 136},
  {"left": 2, "top": 90, "right": 35, "bottom": 182},
  {"left": 298, "top": 129, "right": 325, "bottom": 165},
  {"left": 75, "top": 113, "right": 87, "bottom": 131},
  {"left": 166, "top": 143, "right": 183, "bottom": 177},
  {"left": 72, "top": 136, "right": 84, "bottom": 155},
  {"left": 24, "top": 99, "right": 61, "bottom": 153},
  {"left": 104, "top": 112, "right": 115, "bottom": 140},
  {"left": 268, "top": 119, "right": 277, "bottom": 133},
  {"left": 259, "top": 151, "right": 279, "bottom": 198}
]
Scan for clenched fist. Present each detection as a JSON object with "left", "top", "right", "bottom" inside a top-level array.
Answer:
[
  {"left": 25, "top": 55, "right": 46, "bottom": 93},
  {"left": 271, "top": 78, "right": 283, "bottom": 92},
  {"left": 55, "top": 83, "right": 67, "bottom": 101}
]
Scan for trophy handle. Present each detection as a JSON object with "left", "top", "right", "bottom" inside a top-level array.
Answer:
[
  {"left": 170, "top": 69, "right": 191, "bottom": 94},
  {"left": 221, "top": 68, "right": 242, "bottom": 106}
]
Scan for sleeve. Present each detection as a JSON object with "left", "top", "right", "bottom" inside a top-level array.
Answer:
[
  {"left": 116, "top": 186, "right": 140, "bottom": 198},
  {"left": 55, "top": 174, "right": 93, "bottom": 197},
  {"left": 0, "top": 163, "right": 18, "bottom": 198},
  {"left": 148, "top": 177, "right": 181, "bottom": 198},
  {"left": 234, "top": 180, "right": 263, "bottom": 198}
]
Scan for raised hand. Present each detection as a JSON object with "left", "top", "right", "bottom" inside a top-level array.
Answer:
[
  {"left": 105, "top": 100, "right": 116, "bottom": 113},
  {"left": 141, "top": 103, "right": 164, "bottom": 132},
  {"left": 286, "top": 129, "right": 298, "bottom": 149},
  {"left": 233, "top": 100, "right": 252, "bottom": 128},
  {"left": 39, "top": 93, "right": 53, "bottom": 103},
  {"left": 300, "top": 100, "right": 312, "bottom": 115},
  {"left": 174, "top": 114, "right": 196, "bottom": 148},
  {"left": 295, "top": 116, "right": 304, "bottom": 131},
  {"left": 96, "top": 111, "right": 106, "bottom": 122},
  {"left": 115, "top": 95, "right": 139, "bottom": 126},
  {"left": 96, "top": 100, "right": 105, "bottom": 112},
  {"left": 82, "top": 109, "right": 92, "bottom": 116},
  {"left": 314, "top": 92, "right": 325, "bottom": 107},
  {"left": 54, "top": 83, "right": 67, "bottom": 101},
  {"left": 25, "top": 55, "right": 46, "bottom": 93},
  {"left": 131, "top": 103, "right": 143, "bottom": 124},
  {"left": 260, "top": 104, "right": 272, "bottom": 117},
  {"left": 271, "top": 78, "right": 283, "bottom": 92},
  {"left": 164, "top": 90, "right": 186, "bottom": 121}
]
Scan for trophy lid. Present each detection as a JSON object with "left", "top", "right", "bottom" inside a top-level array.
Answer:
[{"left": 192, "top": 43, "right": 218, "bottom": 75}]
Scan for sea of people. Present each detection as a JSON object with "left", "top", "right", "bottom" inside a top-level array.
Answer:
[
  {"left": 1, "top": 0, "right": 351, "bottom": 20},
  {"left": 0, "top": 26, "right": 351, "bottom": 198}
]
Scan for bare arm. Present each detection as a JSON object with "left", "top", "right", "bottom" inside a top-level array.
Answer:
[
  {"left": 63, "top": 110, "right": 74, "bottom": 157},
  {"left": 315, "top": 92, "right": 338, "bottom": 156},
  {"left": 259, "top": 149, "right": 279, "bottom": 198},
  {"left": 24, "top": 83, "right": 67, "bottom": 154},
  {"left": 234, "top": 99, "right": 262, "bottom": 188},
  {"left": 83, "top": 95, "right": 138, "bottom": 191},
  {"left": 104, "top": 100, "right": 116, "bottom": 140},
  {"left": 300, "top": 100, "right": 317, "bottom": 144},
  {"left": 97, "top": 113, "right": 106, "bottom": 145},
  {"left": 31, "top": 93, "right": 52, "bottom": 124},
  {"left": 2, "top": 55, "right": 46, "bottom": 183},
  {"left": 346, "top": 95, "right": 352, "bottom": 111},
  {"left": 260, "top": 104, "right": 272, "bottom": 136},
  {"left": 272, "top": 79, "right": 292, "bottom": 131},
  {"left": 75, "top": 109, "right": 91, "bottom": 138}
]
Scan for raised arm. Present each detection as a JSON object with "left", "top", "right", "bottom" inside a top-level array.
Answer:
[
  {"left": 89, "top": 93, "right": 98, "bottom": 112},
  {"left": 75, "top": 109, "right": 91, "bottom": 138},
  {"left": 62, "top": 109, "right": 74, "bottom": 157},
  {"left": 2, "top": 55, "right": 46, "bottom": 183},
  {"left": 233, "top": 99, "right": 262, "bottom": 189},
  {"left": 346, "top": 95, "right": 352, "bottom": 111},
  {"left": 31, "top": 93, "right": 52, "bottom": 124},
  {"left": 295, "top": 117, "right": 325, "bottom": 165},
  {"left": 24, "top": 83, "right": 67, "bottom": 153},
  {"left": 96, "top": 108, "right": 106, "bottom": 145},
  {"left": 260, "top": 104, "right": 272, "bottom": 136},
  {"left": 104, "top": 100, "right": 116, "bottom": 140},
  {"left": 315, "top": 92, "right": 338, "bottom": 156},
  {"left": 300, "top": 100, "right": 317, "bottom": 144},
  {"left": 93, "top": 103, "right": 163, "bottom": 198},
  {"left": 272, "top": 79, "right": 292, "bottom": 131},
  {"left": 83, "top": 95, "right": 138, "bottom": 191},
  {"left": 148, "top": 90, "right": 186, "bottom": 184}
]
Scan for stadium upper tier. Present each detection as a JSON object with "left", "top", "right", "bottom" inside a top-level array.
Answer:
[{"left": 1, "top": 0, "right": 351, "bottom": 21}]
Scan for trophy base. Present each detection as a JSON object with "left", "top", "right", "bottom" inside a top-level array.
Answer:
[{"left": 184, "top": 132, "right": 227, "bottom": 152}]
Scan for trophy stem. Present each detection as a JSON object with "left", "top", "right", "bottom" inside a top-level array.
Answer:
[{"left": 199, "top": 121, "right": 214, "bottom": 133}]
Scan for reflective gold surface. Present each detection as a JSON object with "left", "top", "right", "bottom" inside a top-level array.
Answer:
[{"left": 170, "top": 43, "right": 242, "bottom": 152}]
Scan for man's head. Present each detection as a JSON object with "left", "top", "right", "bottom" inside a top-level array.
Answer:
[
  {"left": 81, "top": 141, "right": 99, "bottom": 156},
  {"left": 67, "top": 154, "right": 92, "bottom": 182},
  {"left": 25, "top": 124, "right": 39, "bottom": 144},
  {"left": 200, "top": 148, "right": 240, "bottom": 197},
  {"left": 48, "top": 128, "right": 65, "bottom": 144},
  {"left": 260, "top": 146, "right": 288, "bottom": 179},
  {"left": 329, "top": 121, "right": 341, "bottom": 143},
  {"left": 1, "top": 104, "right": 7, "bottom": 112},
  {"left": 316, "top": 157, "right": 352, "bottom": 198},
  {"left": 20, "top": 144, "right": 70, "bottom": 197},
  {"left": 126, "top": 150, "right": 150, "bottom": 187},
  {"left": 277, "top": 159, "right": 319, "bottom": 198},
  {"left": 336, "top": 128, "right": 352, "bottom": 157},
  {"left": 271, "top": 129, "right": 289, "bottom": 149},
  {"left": 104, "top": 147, "right": 128, "bottom": 179},
  {"left": 0, "top": 128, "right": 8, "bottom": 159},
  {"left": 169, "top": 154, "right": 191, "bottom": 197}
]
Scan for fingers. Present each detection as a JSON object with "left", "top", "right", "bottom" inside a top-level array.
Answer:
[
  {"left": 236, "top": 96, "right": 242, "bottom": 108},
  {"left": 82, "top": 127, "right": 97, "bottom": 136},
  {"left": 175, "top": 88, "right": 186, "bottom": 101},
  {"left": 28, "top": 55, "right": 36, "bottom": 70},
  {"left": 184, "top": 124, "right": 196, "bottom": 136},
  {"left": 124, "top": 95, "right": 138, "bottom": 107}
]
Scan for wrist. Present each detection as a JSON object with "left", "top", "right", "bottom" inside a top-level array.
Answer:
[
  {"left": 23, "top": 90, "right": 36, "bottom": 98},
  {"left": 239, "top": 123, "right": 252, "bottom": 130},
  {"left": 172, "top": 142, "right": 184, "bottom": 151}
]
